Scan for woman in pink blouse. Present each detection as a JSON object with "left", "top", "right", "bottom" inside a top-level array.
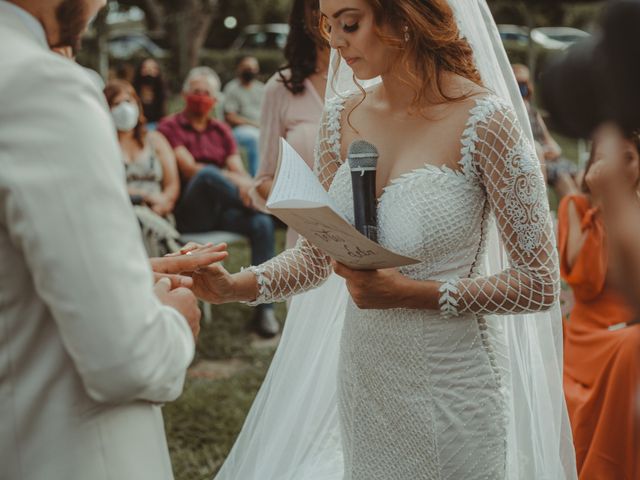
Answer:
[{"left": 253, "top": 0, "right": 330, "bottom": 248}]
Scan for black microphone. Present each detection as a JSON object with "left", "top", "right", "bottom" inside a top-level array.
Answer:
[{"left": 348, "top": 140, "right": 379, "bottom": 242}]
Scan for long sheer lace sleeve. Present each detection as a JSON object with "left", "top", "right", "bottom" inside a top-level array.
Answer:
[
  {"left": 439, "top": 100, "right": 560, "bottom": 316},
  {"left": 245, "top": 98, "right": 345, "bottom": 304}
]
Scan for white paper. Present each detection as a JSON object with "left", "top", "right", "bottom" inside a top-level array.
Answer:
[
  {"left": 267, "top": 139, "right": 341, "bottom": 213},
  {"left": 266, "top": 139, "right": 419, "bottom": 270}
]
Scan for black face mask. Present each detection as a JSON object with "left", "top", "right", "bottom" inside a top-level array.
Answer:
[
  {"left": 240, "top": 70, "right": 257, "bottom": 83},
  {"left": 139, "top": 74, "right": 160, "bottom": 87}
]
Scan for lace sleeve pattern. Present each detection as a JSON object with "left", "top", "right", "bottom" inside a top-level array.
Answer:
[
  {"left": 245, "top": 98, "right": 346, "bottom": 305},
  {"left": 439, "top": 99, "right": 560, "bottom": 316}
]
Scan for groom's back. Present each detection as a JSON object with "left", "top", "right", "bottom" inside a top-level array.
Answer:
[{"left": 0, "top": 8, "right": 186, "bottom": 480}]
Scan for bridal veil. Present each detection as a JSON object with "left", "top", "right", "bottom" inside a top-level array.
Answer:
[{"left": 215, "top": 1, "right": 576, "bottom": 478}]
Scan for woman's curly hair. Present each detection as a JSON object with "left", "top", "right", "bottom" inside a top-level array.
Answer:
[{"left": 278, "top": 0, "right": 328, "bottom": 95}]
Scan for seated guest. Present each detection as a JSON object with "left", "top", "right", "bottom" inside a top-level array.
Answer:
[
  {"left": 558, "top": 128, "right": 640, "bottom": 480},
  {"left": 223, "top": 56, "right": 265, "bottom": 176},
  {"left": 158, "top": 67, "right": 278, "bottom": 337},
  {"left": 104, "top": 79, "right": 181, "bottom": 257},
  {"left": 132, "top": 58, "right": 168, "bottom": 131}
]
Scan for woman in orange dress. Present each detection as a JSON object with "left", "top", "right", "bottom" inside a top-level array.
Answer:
[{"left": 558, "top": 129, "right": 640, "bottom": 480}]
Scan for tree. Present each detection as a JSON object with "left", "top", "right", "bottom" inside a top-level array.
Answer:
[{"left": 115, "top": 0, "right": 219, "bottom": 79}]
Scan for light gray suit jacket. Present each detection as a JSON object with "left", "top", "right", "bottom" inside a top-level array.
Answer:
[{"left": 0, "top": 4, "right": 195, "bottom": 480}]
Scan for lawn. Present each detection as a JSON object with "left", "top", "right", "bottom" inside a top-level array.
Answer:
[{"left": 164, "top": 230, "right": 287, "bottom": 480}]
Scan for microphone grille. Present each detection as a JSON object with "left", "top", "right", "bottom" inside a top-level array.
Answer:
[{"left": 348, "top": 140, "right": 378, "bottom": 169}]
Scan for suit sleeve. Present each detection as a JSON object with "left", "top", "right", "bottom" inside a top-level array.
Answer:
[{"left": 0, "top": 58, "right": 195, "bottom": 404}]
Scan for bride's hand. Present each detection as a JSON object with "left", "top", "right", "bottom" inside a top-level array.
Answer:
[
  {"left": 332, "top": 261, "right": 439, "bottom": 310},
  {"left": 332, "top": 261, "right": 410, "bottom": 309},
  {"left": 190, "top": 263, "right": 238, "bottom": 304},
  {"left": 161, "top": 242, "right": 259, "bottom": 304}
]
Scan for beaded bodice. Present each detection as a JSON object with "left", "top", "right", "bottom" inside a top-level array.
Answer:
[{"left": 248, "top": 94, "right": 559, "bottom": 317}]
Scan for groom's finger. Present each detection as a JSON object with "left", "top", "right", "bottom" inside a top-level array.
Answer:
[
  {"left": 188, "top": 243, "right": 228, "bottom": 256},
  {"left": 165, "top": 242, "right": 228, "bottom": 258},
  {"left": 153, "top": 276, "right": 172, "bottom": 294},
  {"left": 153, "top": 273, "right": 194, "bottom": 289},
  {"left": 150, "top": 251, "right": 228, "bottom": 274}
]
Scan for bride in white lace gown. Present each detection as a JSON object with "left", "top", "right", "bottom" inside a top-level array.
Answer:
[{"left": 158, "top": 0, "right": 577, "bottom": 478}]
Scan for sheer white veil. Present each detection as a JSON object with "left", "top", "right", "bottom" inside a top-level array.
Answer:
[{"left": 215, "top": 1, "right": 576, "bottom": 478}]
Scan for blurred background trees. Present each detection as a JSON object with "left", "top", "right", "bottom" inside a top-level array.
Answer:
[
  {"left": 81, "top": 0, "right": 292, "bottom": 84},
  {"left": 78, "top": 0, "right": 604, "bottom": 91}
]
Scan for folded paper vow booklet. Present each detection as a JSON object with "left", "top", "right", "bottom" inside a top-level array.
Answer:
[{"left": 266, "top": 139, "right": 420, "bottom": 270}]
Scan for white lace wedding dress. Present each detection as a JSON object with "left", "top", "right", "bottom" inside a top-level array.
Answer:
[{"left": 246, "top": 92, "right": 559, "bottom": 480}]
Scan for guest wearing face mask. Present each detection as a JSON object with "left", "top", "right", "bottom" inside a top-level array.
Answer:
[
  {"left": 132, "top": 58, "right": 167, "bottom": 131},
  {"left": 223, "top": 56, "right": 265, "bottom": 176},
  {"left": 158, "top": 67, "right": 278, "bottom": 337},
  {"left": 105, "top": 79, "right": 182, "bottom": 257}
]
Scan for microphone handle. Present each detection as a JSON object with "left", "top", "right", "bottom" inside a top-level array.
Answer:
[{"left": 351, "top": 171, "right": 378, "bottom": 242}]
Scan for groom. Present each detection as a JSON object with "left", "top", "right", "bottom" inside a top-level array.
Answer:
[{"left": 0, "top": 1, "right": 225, "bottom": 479}]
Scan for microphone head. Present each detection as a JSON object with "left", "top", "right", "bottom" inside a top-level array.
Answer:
[{"left": 348, "top": 140, "right": 378, "bottom": 170}]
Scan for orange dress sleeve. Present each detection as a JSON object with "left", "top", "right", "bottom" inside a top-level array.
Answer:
[{"left": 557, "top": 195, "right": 608, "bottom": 302}]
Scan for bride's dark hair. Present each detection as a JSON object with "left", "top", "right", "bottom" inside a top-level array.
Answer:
[{"left": 278, "top": 0, "right": 328, "bottom": 95}]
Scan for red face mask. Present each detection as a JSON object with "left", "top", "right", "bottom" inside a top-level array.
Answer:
[{"left": 185, "top": 93, "right": 215, "bottom": 116}]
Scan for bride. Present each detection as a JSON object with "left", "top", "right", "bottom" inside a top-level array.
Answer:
[{"left": 158, "top": 0, "right": 577, "bottom": 478}]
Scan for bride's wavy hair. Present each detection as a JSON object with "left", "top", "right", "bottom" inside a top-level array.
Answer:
[
  {"left": 374, "top": 0, "right": 482, "bottom": 104},
  {"left": 325, "top": 0, "right": 483, "bottom": 114}
]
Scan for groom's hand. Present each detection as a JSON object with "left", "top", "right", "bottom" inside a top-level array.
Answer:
[
  {"left": 153, "top": 272, "right": 194, "bottom": 289},
  {"left": 154, "top": 277, "right": 201, "bottom": 340},
  {"left": 150, "top": 244, "right": 228, "bottom": 276}
]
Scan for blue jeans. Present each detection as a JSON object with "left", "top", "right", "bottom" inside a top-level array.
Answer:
[
  {"left": 175, "top": 166, "right": 275, "bottom": 309},
  {"left": 233, "top": 125, "right": 260, "bottom": 177}
]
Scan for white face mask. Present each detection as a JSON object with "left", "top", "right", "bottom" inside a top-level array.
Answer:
[{"left": 111, "top": 101, "right": 139, "bottom": 132}]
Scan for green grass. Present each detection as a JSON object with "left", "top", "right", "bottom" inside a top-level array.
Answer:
[
  {"left": 164, "top": 230, "right": 286, "bottom": 480},
  {"left": 164, "top": 356, "right": 274, "bottom": 479}
]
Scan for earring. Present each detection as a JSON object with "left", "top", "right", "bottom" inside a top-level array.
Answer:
[{"left": 403, "top": 25, "right": 410, "bottom": 43}]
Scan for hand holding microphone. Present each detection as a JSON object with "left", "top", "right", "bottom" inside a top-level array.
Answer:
[{"left": 348, "top": 140, "right": 379, "bottom": 242}]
